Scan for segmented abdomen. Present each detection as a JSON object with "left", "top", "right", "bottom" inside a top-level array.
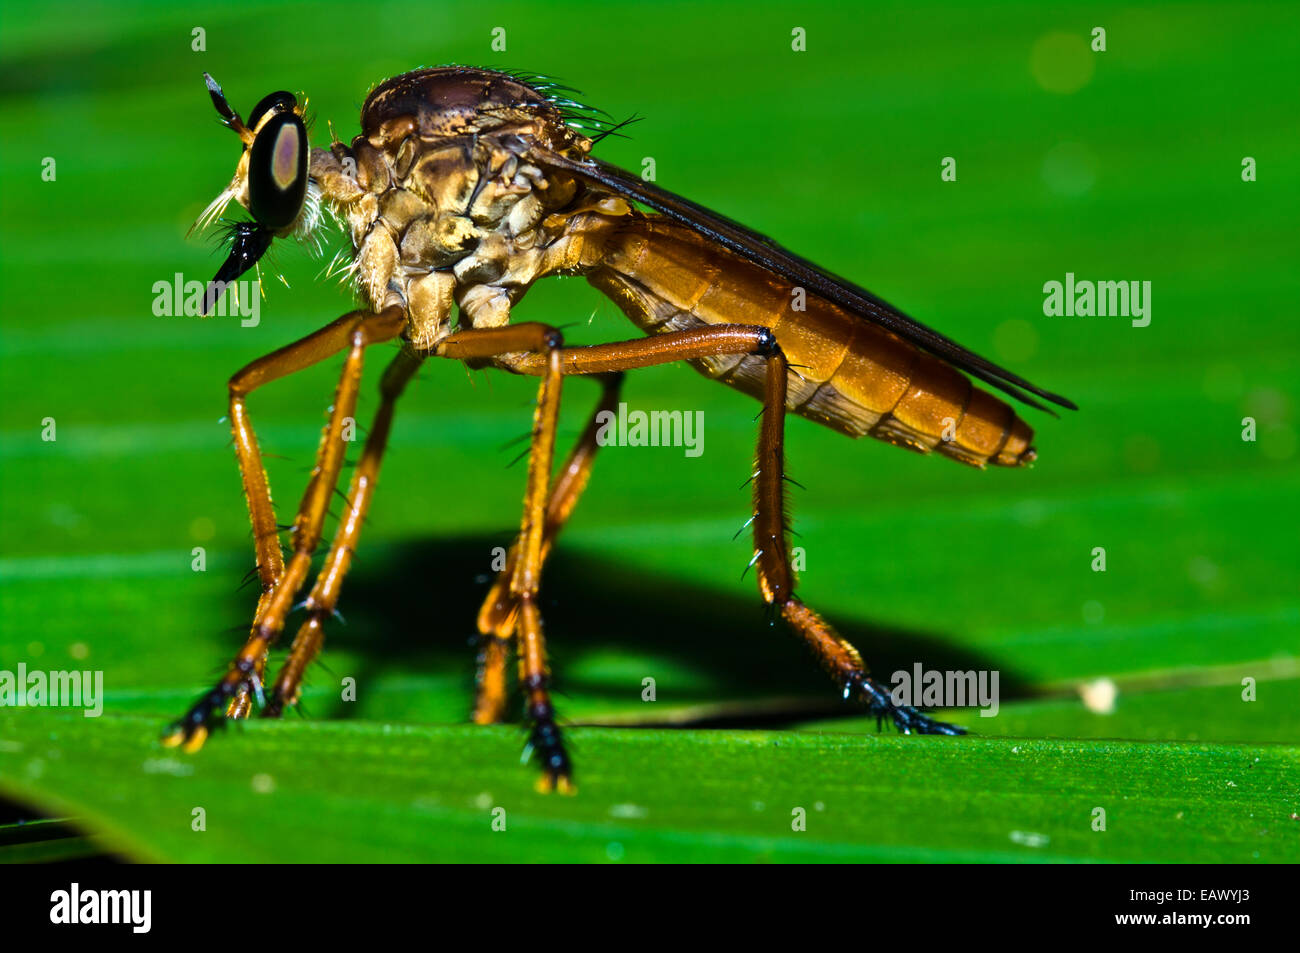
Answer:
[{"left": 588, "top": 216, "right": 1035, "bottom": 468}]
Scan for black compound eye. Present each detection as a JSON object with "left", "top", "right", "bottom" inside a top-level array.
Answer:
[
  {"left": 247, "top": 90, "right": 297, "bottom": 132},
  {"left": 248, "top": 111, "right": 308, "bottom": 231}
]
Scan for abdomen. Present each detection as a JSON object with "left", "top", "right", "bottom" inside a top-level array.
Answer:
[{"left": 588, "top": 216, "right": 1035, "bottom": 468}]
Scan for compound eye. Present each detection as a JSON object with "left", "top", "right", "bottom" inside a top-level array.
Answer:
[
  {"left": 247, "top": 90, "right": 297, "bottom": 132},
  {"left": 248, "top": 111, "right": 308, "bottom": 231}
]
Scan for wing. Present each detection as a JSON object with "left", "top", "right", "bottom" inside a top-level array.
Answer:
[{"left": 538, "top": 151, "right": 1076, "bottom": 414}]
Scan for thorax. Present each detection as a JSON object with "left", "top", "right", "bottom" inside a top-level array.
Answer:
[{"left": 317, "top": 130, "right": 630, "bottom": 350}]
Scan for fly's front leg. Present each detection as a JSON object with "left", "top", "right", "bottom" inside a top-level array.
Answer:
[
  {"left": 164, "top": 305, "right": 406, "bottom": 751},
  {"left": 751, "top": 347, "right": 964, "bottom": 735},
  {"left": 472, "top": 372, "right": 624, "bottom": 726},
  {"left": 433, "top": 323, "right": 571, "bottom": 791},
  {"left": 263, "top": 348, "right": 424, "bottom": 717}
]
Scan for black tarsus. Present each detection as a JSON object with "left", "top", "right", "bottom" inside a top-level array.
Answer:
[{"left": 849, "top": 673, "right": 967, "bottom": 736}]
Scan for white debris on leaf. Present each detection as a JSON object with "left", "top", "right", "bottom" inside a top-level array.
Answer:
[
  {"left": 1079, "top": 677, "right": 1118, "bottom": 714},
  {"left": 609, "top": 803, "right": 648, "bottom": 819},
  {"left": 1010, "top": 830, "right": 1050, "bottom": 848}
]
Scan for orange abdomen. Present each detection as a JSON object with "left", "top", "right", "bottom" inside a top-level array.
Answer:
[{"left": 589, "top": 216, "right": 1035, "bottom": 468}]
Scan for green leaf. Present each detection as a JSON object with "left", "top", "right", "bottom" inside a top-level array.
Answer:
[
  {"left": 1, "top": 0, "right": 1297, "bottom": 863},
  {"left": 3, "top": 709, "right": 1296, "bottom": 863}
]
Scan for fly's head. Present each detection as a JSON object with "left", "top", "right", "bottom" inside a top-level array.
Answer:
[{"left": 190, "top": 73, "right": 322, "bottom": 314}]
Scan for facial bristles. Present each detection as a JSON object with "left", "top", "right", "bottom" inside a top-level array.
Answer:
[
  {"left": 188, "top": 184, "right": 236, "bottom": 237},
  {"left": 290, "top": 179, "right": 324, "bottom": 249}
]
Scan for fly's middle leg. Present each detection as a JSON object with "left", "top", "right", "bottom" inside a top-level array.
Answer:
[
  {"left": 433, "top": 323, "right": 573, "bottom": 792},
  {"left": 751, "top": 348, "right": 965, "bottom": 736},
  {"left": 472, "top": 371, "right": 624, "bottom": 725}
]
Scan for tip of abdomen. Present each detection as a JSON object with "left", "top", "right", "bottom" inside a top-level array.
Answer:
[
  {"left": 992, "top": 416, "right": 1036, "bottom": 467},
  {"left": 1002, "top": 445, "right": 1037, "bottom": 466}
]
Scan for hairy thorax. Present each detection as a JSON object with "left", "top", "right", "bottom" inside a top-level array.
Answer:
[{"left": 310, "top": 123, "right": 629, "bottom": 352}]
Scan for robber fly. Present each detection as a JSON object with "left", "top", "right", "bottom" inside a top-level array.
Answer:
[{"left": 165, "top": 67, "right": 1075, "bottom": 792}]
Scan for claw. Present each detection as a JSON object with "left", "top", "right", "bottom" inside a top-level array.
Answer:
[
  {"left": 535, "top": 770, "right": 577, "bottom": 796},
  {"left": 182, "top": 724, "right": 210, "bottom": 752},
  {"left": 525, "top": 712, "right": 575, "bottom": 793},
  {"left": 160, "top": 720, "right": 211, "bottom": 753},
  {"left": 899, "top": 708, "right": 965, "bottom": 735},
  {"left": 163, "top": 686, "right": 231, "bottom": 753}
]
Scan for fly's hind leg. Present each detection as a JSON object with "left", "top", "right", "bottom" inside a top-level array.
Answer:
[
  {"left": 472, "top": 371, "right": 624, "bottom": 725},
  {"left": 751, "top": 348, "right": 964, "bottom": 735}
]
